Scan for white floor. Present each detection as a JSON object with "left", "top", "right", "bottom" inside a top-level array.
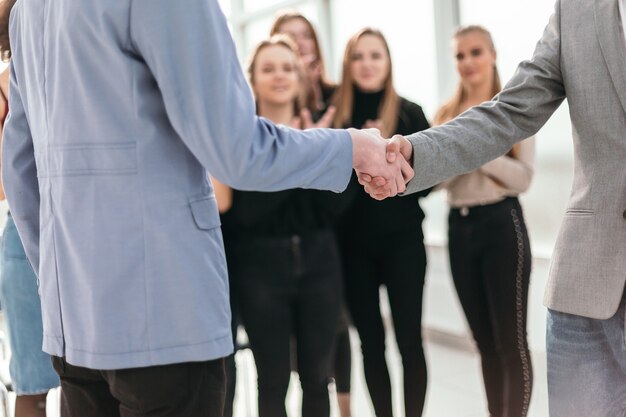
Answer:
[
  {"left": 229, "top": 328, "right": 549, "bottom": 417},
  {"left": 0, "top": 327, "right": 549, "bottom": 417}
]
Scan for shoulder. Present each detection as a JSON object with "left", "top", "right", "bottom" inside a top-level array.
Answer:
[
  {"left": 398, "top": 96, "right": 422, "bottom": 113},
  {"left": 398, "top": 96, "right": 428, "bottom": 122},
  {"left": 397, "top": 96, "right": 429, "bottom": 131}
]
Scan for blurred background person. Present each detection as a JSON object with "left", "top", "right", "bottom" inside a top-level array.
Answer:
[
  {"left": 333, "top": 28, "right": 431, "bottom": 417},
  {"left": 271, "top": 11, "right": 353, "bottom": 417},
  {"left": 270, "top": 11, "right": 336, "bottom": 128},
  {"left": 214, "top": 35, "right": 350, "bottom": 417},
  {"left": 433, "top": 25, "right": 535, "bottom": 417},
  {"left": 211, "top": 179, "right": 238, "bottom": 417},
  {"left": 0, "top": 0, "right": 60, "bottom": 416}
]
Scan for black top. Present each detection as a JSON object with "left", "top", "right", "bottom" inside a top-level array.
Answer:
[
  {"left": 222, "top": 187, "right": 354, "bottom": 239},
  {"left": 219, "top": 83, "right": 345, "bottom": 242},
  {"left": 336, "top": 87, "right": 432, "bottom": 251},
  {"left": 310, "top": 83, "right": 337, "bottom": 123}
]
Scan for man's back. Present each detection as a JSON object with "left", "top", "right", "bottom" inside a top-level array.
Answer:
[{"left": 4, "top": 0, "right": 354, "bottom": 369}]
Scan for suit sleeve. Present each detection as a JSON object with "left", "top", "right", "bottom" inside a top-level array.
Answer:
[
  {"left": 404, "top": 0, "right": 564, "bottom": 194},
  {"left": 128, "top": 0, "right": 352, "bottom": 193},
  {"left": 1, "top": 59, "right": 40, "bottom": 273},
  {"left": 404, "top": 102, "right": 433, "bottom": 198}
]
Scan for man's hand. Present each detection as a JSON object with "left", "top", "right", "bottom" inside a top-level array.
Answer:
[
  {"left": 356, "top": 135, "right": 414, "bottom": 200},
  {"left": 349, "top": 129, "right": 413, "bottom": 197}
]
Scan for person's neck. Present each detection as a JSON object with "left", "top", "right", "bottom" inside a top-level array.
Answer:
[
  {"left": 257, "top": 101, "right": 295, "bottom": 125},
  {"left": 461, "top": 82, "right": 493, "bottom": 110},
  {"left": 354, "top": 85, "right": 384, "bottom": 97}
]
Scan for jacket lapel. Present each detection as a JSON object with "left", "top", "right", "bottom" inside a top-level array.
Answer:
[{"left": 595, "top": 0, "right": 626, "bottom": 116}]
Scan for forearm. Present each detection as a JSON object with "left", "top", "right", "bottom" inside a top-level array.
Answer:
[
  {"left": 129, "top": 0, "right": 353, "bottom": 194},
  {"left": 480, "top": 156, "right": 534, "bottom": 193},
  {"left": 403, "top": 0, "right": 562, "bottom": 195}
]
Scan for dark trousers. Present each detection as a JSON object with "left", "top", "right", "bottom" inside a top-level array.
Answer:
[
  {"left": 235, "top": 230, "right": 342, "bottom": 417},
  {"left": 342, "top": 238, "right": 428, "bottom": 417},
  {"left": 448, "top": 197, "right": 533, "bottom": 417},
  {"left": 51, "top": 356, "right": 225, "bottom": 417},
  {"left": 331, "top": 323, "right": 352, "bottom": 394}
]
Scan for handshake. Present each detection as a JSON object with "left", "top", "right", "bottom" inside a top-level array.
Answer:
[{"left": 349, "top": 128, "right": 414, "bottom": 200}]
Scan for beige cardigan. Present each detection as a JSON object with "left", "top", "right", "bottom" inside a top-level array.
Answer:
[{"left": 442, "top": 136, "right": 535, "bottom": 208}]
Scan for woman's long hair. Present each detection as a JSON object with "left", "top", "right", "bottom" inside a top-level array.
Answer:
[
  {"left": 332, "top": 28, "right": 399, "bottom": 137},
  {"left": 0, "top": 0, "right": 16, "bottom": 62},
  {"left": 434, "top": 25, "right": 519, "bottom": 157},
  {"left": 270, "top": 11, "right": 335, "bottom": 110},
  {"left": 434, "top": 25, "right": 501, "bottom": 125},
  {"left": 247, "top": 35, "right": 306, "bottom": 117}
]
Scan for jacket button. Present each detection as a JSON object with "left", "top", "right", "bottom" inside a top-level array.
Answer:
[{"left": 623, "top": 210, "right": 626, "bottom": 219}]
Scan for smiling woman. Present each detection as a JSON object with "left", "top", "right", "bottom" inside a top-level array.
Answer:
[
  {"left": 433, "top": 25, "right": 535, "bottom": 417},
  {"left": 248, "top": 35, "right": 305, "bottom": 125},
  {"left": 332, "top": 28, "right": 399, "bottom": 138},
  {"left": 331, "top": 27, "right": 432, "bottom": 417},
  {"left": 213, "top": 34, "right": 353, "bottom": 417}
]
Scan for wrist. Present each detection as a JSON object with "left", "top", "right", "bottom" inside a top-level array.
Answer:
[{"left": 348, "top": 128, "right": 364, "bottom": 170}]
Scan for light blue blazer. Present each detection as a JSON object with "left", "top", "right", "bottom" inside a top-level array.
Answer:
[{"left": 2, "top": 0, "right": 352, "bottom": 370}]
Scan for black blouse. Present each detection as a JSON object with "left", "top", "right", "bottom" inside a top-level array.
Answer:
[{"left": 336, "top": 88, "right": 432, "bottom": 251}]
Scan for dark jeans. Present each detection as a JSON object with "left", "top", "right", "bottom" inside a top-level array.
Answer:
[
  {"left": 342, "top": 238, "right": 428, "bottom": 417},
  {"left": 235, "top": 230, "right": 342, "bottom": 417},
  {"left": 51, "top": 356, "right": 225, "bottom": 417},
  {"left": 448, "top": 197, "right": 533, "bottom": 417},
  {"left": 331, "top": 324, "right": 352, "bottom": 394}
]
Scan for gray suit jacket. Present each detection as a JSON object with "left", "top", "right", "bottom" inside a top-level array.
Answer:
[
  {"left": 406, "top": 0, "right": 626, "bottom": 319},
  {"left": 1, "top": 0, "right": 352, "bottom": 369}
]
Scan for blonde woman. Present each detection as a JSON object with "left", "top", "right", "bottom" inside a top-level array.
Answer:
[
  {"left": 216, "top": 36, "right": 348, "bottom": 417},
  {"left": 270, "top": 11, "right": 336, "bottom": 128},
  {"left": 434, "top": 26, "right": 535, "bottom": 417},
  {"left": 333, "top": 28, "right": 431, "bottom": 417}
]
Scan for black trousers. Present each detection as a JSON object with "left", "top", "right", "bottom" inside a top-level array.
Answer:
[
  {"left": 342, "top": 238, "right": 428, "bottom": 417},
  {"left": 448, "top": 197, "right": 533, "bottom": 417},
  {"left": 235, "top": 230, "right": 342, "bottom": 417},
  {"left": 331, "top": 321, "right": 352, "bottom": 394},
  {"left": 51, "top": 356, "right": 225, "bottom": 417}
]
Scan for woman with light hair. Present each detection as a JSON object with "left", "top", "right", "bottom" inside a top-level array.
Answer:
[
  {"left": 214, "top": 35, "right": 349, "bottom": 417},
  {"left": 434, "top": 25, "right": 535, "bottom": 417},
  {"left": 270, "top": 11, "right": 336, "bottom": 128},
  {"left": 333, "top": 28, "right": 431, "bottom": 417}
]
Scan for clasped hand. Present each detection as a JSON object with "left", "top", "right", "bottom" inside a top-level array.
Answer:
[{"left": 349, "top": 129, "right": 414, "bottom": 199}]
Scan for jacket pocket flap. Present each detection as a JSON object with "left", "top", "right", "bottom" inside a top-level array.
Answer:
[{"left": 189, "top": 196, "right": 221, "bottom": 230}]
